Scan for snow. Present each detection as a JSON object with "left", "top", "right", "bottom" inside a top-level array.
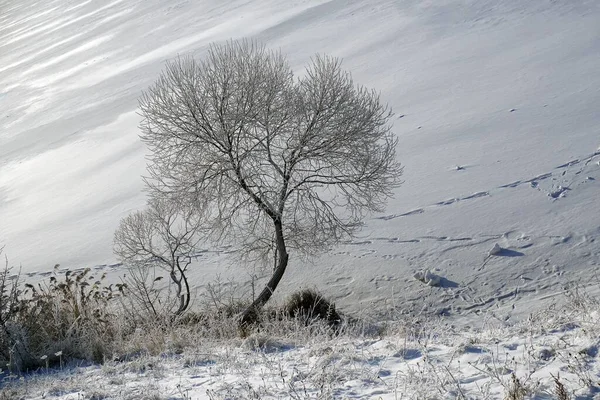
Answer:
[
  {"left": 1, "top": 0, "right": 600, "bottom": 396},
  {"left": 413, "top": 269, "right": 442, "bottom": 287},
  {"left": 8, "top": 299, "right": 600, "bottom": 399}
]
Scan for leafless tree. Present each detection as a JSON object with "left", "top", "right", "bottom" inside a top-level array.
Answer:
[
  {"left": 138, "top": 40, "right": 403, "bottom": 324},
  {"left": 114, "top": 198, "right": 205, "bottom": 317}
]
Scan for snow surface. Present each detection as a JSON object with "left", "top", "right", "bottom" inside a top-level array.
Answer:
[
  {"left": 1, "top": 0, "right": 600, "bottom": 327},
  {"left": 8, "top": 300, "right": 600, "bottom": 399}
]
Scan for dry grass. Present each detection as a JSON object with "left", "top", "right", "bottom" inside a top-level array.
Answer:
[{"left": 0, "top": 258, "right": 362, "bottom": 377}]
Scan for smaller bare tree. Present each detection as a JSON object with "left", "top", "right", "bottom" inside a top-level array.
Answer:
[{"left": 114, "top": 198, "right": 206, "bottom": 318}]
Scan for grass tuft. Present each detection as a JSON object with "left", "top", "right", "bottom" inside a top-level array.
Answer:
[{"left": 283, "top": 289, "right": 341, "bottom": 326}]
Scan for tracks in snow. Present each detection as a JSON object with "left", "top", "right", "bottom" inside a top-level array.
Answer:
[{"left": 377, "top": 148, "right": 600, "bottom": 221}]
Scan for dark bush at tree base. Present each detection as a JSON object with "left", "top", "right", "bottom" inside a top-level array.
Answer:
[{"left": 284, "top": 289, "right": 341, "bottom": 326}]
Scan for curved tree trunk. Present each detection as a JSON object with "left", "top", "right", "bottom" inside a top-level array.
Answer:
[
  {"left": 174, "top": 258, "right": 191, "bottom": 316},
  {"left": 240, "top": 218, "right": 288, "bottom": 326}
]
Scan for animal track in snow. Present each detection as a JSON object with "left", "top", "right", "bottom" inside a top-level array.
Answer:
[
  {"left": 356, "top": 249, "right": 377, "bottom": 258},
  {"left": 377, "top": 148, "right": 599, "bottom": 221},
  {"left": 369, "top": 274, "right": 399, "bottom": 290},
  {"left": 434, "top": 192, "right": 490, "bottom": 205},
  {"left": 331, "top": 276, "right": 355, "bottom": 286},
  {"left": 357, "top": 236, "right": 474, "bottom": 245},
  {"left": 527, "top": 172, "right": 553, "bottom": 182},
  {"left": 499, "top": 181, "right": 521, "bottom": 188},
  {"left": 343, "top": 240, "right": 373, "bottom": 245},
  {"left": 386, "top": 237, "right": 421, "bottom": 243},
  {"left": 435, "top": 198, "right": 458, "bottom": 206},
  {"left": 462, "top": 191, "right": 489, "bottom": 200},
  {"left": 556, "top": 159, "right": 582, "bottom": 169},
  {"left": 377, "top": 208, "right": 424, "bottom": 220}
]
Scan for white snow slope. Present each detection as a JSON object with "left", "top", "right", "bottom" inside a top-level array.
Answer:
[{"left": 1, "top": 0, "right": 600, "bottom": 322}]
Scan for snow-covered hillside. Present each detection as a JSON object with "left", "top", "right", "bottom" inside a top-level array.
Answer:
[{"left": 1, "top": 0, "right": 599, "bottom": 320}]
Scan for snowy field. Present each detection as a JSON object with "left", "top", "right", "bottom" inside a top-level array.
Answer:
[
  {"left": 4, "top": 292, "right": 600, "bottom": 399},
  {"left": 1, "top": 0, "right": 600, "bottom": 397}
]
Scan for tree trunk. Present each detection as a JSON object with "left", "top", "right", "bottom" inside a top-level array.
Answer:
[
  {"left": 240, "top": 218, "right": 288, "bottom": 326},
  {"left": 174, "top": 258, "right": 191, "bottom": 316}
]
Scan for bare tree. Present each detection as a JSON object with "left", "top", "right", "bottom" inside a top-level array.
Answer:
[
  {"left": 114, "top": 198, "right": 205, "bottom": 317},
  {"left": 138, "top": 40, "right": 403, "bottom": 324}
]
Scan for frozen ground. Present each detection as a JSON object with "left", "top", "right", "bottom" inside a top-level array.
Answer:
[
  {"left": 4, "top": 293, "right": 600, "bottom": 399},
  {"left": 1, "top": 0, "right": 600, "bottom": 353}
]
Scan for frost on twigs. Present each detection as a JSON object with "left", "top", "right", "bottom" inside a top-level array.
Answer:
[
  {"left": 136, "top": 39, "right": 403, "bottom": 320},
  {"left": 241, "top": 334, "right": 292, "bottom": 353}
]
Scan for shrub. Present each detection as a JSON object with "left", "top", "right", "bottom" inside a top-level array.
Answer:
[
  {"left": 504, "top": 373, "right": 528, "bottom": 400},
  {"left": 283, "top": 289, "right": 341, "bottom": 326},
  {"left": 0, "top": 250, "right": 25, "bottom": 373},
  {"left": 2, "top": 266, "right": 123, "bottom": 370}
]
